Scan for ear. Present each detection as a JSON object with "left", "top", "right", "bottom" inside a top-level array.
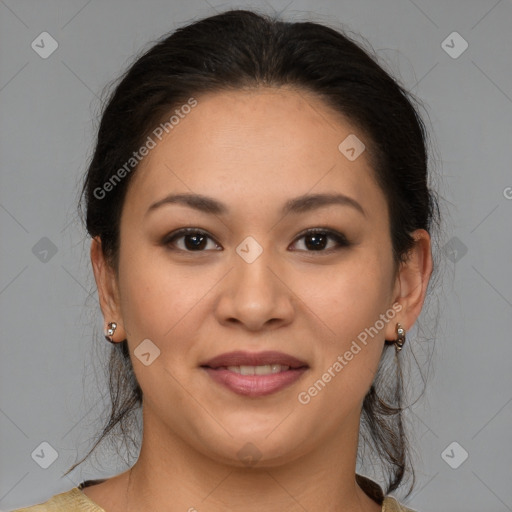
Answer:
[
  {"left": 384, "top": 229, "right": 433, "bottom": 341},
  {"left": 90, "top": 236, "right": 127, "bottom": 342}
]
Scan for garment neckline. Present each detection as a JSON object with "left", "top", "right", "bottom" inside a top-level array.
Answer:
[{"left": 77, "top": 473, "right": 387, "bottom": 509}]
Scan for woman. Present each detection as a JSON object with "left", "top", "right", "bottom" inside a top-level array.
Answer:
[{"left": 12, "top": 8, "right": 438, "bottom": 512}]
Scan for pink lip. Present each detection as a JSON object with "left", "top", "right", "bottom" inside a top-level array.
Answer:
[
  {"left": 202, "top": 367, "right": 308, "bottom": 397},
  {"left": 199, "top": 350, "right": 308, "bottom": 369}
]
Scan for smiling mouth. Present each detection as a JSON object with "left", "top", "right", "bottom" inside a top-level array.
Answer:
[
  {"left": 202, "top": 363, "right": 305, "bottom": 374},
  {"left": 200, "top": 365, "right": 309, "bottom": 397},
  {"left": 199, "top": 350, "right": 309, "bottom": 369}
]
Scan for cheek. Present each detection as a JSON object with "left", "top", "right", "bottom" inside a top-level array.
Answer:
[
  {"left": 116, "top": 244, "right": 228, "bottom": 369},
  {"left": 295, "top": 250, "right": 392, "bottom": 395},
  {"left": 299, "top": 250, "right": 393, "bottom": 334},
  {"left": 115, "top": 248, "right": 212, "bottom": 402},
  {"left": 116, "top": 245, "right": 199, "bottom": 341}
]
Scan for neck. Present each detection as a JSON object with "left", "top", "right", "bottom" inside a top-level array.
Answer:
[{"left": 123, "top": 404, "right": 380, "bottom": 512}]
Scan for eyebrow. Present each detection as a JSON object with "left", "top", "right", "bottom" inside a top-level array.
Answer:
[{"left": 145, "top": 192, "right": 366, "bottom": 218}]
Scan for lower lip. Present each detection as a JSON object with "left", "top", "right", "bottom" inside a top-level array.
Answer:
[{"left": 202, "top": 367, "right": 308, "bottom": 397}]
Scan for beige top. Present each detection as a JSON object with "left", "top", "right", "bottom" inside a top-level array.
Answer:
[{"left": 10, "top": 474, "right": 417, "bottom": 511}]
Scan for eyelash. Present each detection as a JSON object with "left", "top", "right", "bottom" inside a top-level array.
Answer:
[{"left": 162, "top": 227, "right": 351, "bottom": 254}]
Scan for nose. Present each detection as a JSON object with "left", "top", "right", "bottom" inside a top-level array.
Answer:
[{"left": 214, "top": 244, "right": 295, "bottom": 332}]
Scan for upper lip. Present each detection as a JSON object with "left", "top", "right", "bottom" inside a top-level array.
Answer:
[{"left": 200, "top": 350, "right": 309, "bottom": 369}]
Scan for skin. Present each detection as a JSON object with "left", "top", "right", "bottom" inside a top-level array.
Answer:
[{"left": 86, "top": 86, "right": 432, "bottom": 512}]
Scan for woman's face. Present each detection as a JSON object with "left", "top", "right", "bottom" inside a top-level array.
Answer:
[{"left": 103, "top": 87, "right": 405, "bottom": 466}]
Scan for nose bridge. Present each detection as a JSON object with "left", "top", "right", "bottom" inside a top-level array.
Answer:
[
  {"left": 233, "top": 236, "right": 278, "bottom": 303},
  {"left": 236, "top": 242, "right": 273, "bottom": 290},
  {"left": 215, "top": 236, "right": 294, "bottom": 330}
]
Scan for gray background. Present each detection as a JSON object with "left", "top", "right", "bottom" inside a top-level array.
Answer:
[{"left": 1, "top": 0, "right": 511, "bottom": 511}]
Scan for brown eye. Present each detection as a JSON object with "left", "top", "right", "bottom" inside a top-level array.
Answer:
[
  {"left": 163, "top": 229, "right": 221, "bottom": 252},
  {"left": 291, "top": 229, "right": 350, "bottom": 252}
]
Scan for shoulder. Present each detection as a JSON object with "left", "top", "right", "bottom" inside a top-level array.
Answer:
[
  {"left": 382, "top": 495, "right": 418, "bottom": 512},
  {"left": 356, "top": 474, "right": 419, "bottom": 512},
  {"left": 9, "top": 487, "right": 106, "bottom": 512}
]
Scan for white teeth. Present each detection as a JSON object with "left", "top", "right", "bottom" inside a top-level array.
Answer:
[{"left": 226, "top": 364, "right": 290, "bottom": 375}]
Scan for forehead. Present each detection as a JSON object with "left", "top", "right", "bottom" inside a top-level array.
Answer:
[{"left": 123, "top": 87, "right": 384, "bottom": 218}]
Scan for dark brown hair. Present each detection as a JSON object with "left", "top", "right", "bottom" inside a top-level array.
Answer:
[{"left": 68, "top": 8, "right": 441, "bottom": 497}]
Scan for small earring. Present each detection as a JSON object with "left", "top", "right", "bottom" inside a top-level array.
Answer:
[
  {"left": 104, "top": 322, "right": 117, "bottom": 343},
  {"left": 394, "top": 323, "right": 406, "bottom": 353}
]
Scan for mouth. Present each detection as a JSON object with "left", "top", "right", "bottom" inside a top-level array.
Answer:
[
  {"left": 199, "top": 350, "right": 309, "bottom": 370},
  {"left": 199, "top": 350, "right": 309, "bottom": 397}
]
